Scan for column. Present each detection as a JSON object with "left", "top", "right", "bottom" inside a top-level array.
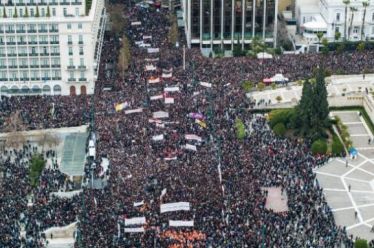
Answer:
[
  {"left": 241, "top": 0, "right": 245, "bottom": 49},
  {"left": 273, "top": 0, "right": 278, "bottom": 47},
  {"left": 263, "top": 0, "right": 266, "bottom": 41}
]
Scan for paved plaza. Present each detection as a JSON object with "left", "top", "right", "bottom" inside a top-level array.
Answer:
[{"left": 315, "top": 111, "right": 374, "bottom": 241}]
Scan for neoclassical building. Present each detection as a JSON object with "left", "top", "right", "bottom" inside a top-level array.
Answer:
[{"left": 0, "top": 0, "right": 106, "bottom": 96}]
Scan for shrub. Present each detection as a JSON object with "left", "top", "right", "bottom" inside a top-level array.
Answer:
[
  {"left": 311, "top": 139, "right": 328, "bottom": 155},
  {"left": 273, "top": 123, "right": 286, "bottom": 136},
  {"left": 355, "top": 239, "right": 369, "bottom": 248},
  {"left": 331, "top": 135, "right": 344, "bottom": 156},
  {"left": 235, "top": 118, "right": 246, "bottom": 140}
]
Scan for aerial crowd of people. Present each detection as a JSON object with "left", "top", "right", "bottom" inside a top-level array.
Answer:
[{"left": 1, "top": 3, "right": 374, "bottom": 248}]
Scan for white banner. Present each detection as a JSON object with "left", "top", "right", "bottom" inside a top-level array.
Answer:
[
  {"left": 184, "top": 144, "right": 197, "bottom": 152},
  {"left": 162, "top": 73, "right": 172, "bottom": 78},
  {"left": 130, "top": 21, "right": 141, "bottom": 26},
  {"left": 134, "top": 201, "right": 144, "bottom": 207},
  {"left": 185, "top": 134, "right": 202, "bottom": 142},
  {"left": 165, "top": 98, "right": 174, "bottom": 104},
  {"left": 150, "top": 94, "right": 164, "bottom": 100},
  {"left": 148, "top": 77, "right": 161, "bottom": 84},
  {"left": 125, "top": 108, "right": 143, "bottom": 115},
  {"left": 152, "top": 134, "right": 164, "bottom": 141},
  {"left": 124, "top": 217, "right": 146, "bottom": 226},
  {"left": 145, "top": 65, "right": 157, "bottom": 71},
  {"left": 124, "top": 227, "right": 145, "bottom": 233},
  {"left": 160, "top": 202, "right": 190, "bottom": 213},
  {"left": 169, "top": 220, "right": 194, "bottom": 227},
  {"left": 164, "top": 87, "right": 180, "bottom": 92},
  {"left": 153, "top": 111, "right": 169, "bottom": 119},
  {"left": 147, "top": 48, "right": 160, "bottom": 53},
  {"left": 200, "top": 82, "right": 212, "bottom": 88}
]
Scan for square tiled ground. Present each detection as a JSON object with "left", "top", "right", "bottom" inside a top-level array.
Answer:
[
  {"left": 346, "top": 124, "right": 369, "bottom": 135},
  {"left": 317, "top": 174, "right": 345, "bottom": 189},
  {"left": 323, "top": 190, "right": 352, "bottom": 209}
]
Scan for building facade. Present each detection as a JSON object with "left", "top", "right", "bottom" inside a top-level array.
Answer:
[
  {"left": 182, "top": 0, "right": 279, "bottom": 50},
  {"left": 296, "top": 0, "right": 374, "bottom": 44},
  {"left": 0, "top": 0, "right": 106, "bottom": 96}
]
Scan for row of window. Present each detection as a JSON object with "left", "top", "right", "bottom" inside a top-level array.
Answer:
[
  {"left": 0, "top": 24, "right": 58, "bottom": 32},
  {"left": 0, "top": 46, "right": 60, "bottom": 55},
  {"left": 0, "top": 35, "right": 59, "bottom": 44},
  {"left": 0, "top": 69, "right": 61, "bottom": 80}
]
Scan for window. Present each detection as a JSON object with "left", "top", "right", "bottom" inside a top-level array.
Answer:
[
  {"left": 67, "top": 23, "right": 71, "bottom": 29},
  {"left": 78, "top": 23, "right": 82, "bottom": 29},
  {"left": 52, "top": 8, "right": 56, "bottom": 16},
  {"left": 68, "top": 47, "right": 73, "bottom": 55},
  {"left": 336, "top": 13, "right": 340, "bottom": 22},
  {"left": 79, "top": 46, "right": 83, "bottom": 55}
]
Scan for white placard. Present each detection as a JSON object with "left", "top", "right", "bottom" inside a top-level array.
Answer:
[
  {"left": 164, "top": 87, "right": 180, "bottom": 92},
  {"left": 125, "top": 108, "right": 143, "bottom": 114},
  {"left": 124, "top": 227, "right": 145, "bottom": 233},
  {"left": 169, "top": 220, "right": 194, "bottom": 227},
  {"left": 160, "top": 202, "right": 190, "bottom": 213},
  {"left": 152, "top": 134, "right": 164, "bottom": 141},
  {"left": 199, "top": 82, "right": 212, "bottom": 88},
  {"left": 124, "top": 217, "right": 146, "bottom": 226},
  {"left": 165, "top": 98, "right": 174, "bottom": 104}
]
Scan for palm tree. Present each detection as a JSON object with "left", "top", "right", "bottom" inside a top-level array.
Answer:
[
  {"left": 361, "top": 1, "right": 369, "bottom": 40},
  {"left": 348, "top": 6, "right": 358, "bottom": 40},
  {"left": 343, "top": 0, "right": 350, "bottom": 41}
]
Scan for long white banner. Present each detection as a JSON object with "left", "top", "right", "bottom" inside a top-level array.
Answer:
[
  {"left": 124, "top": 217, "right": 146, "bottom": 226},
  {"left": 125, "top": 108, "right": 143, "bottom": 115},
  {"left": 160, "top": 202, "right": 190, "bottom": 213},
  {"left": 124, "top": 227, "right": 145, "bottom": 233},
  {"left": 169, "top": 220, "right": 194, "bottom": 227}
]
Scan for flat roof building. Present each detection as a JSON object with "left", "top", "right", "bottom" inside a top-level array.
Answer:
[
  {"left": 181, "top": 0, "right": 279, "bottom": 50},
  {"left": 0, "top": 0, "right": 106, "bottom": 96}
]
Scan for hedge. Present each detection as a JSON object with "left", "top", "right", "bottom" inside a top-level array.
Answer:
[
  {"left": 311, "top": 139, "right": 328, "bottom": 155},
  {"left": 273, "top": 123, "right": 286, "bottom": 136}
]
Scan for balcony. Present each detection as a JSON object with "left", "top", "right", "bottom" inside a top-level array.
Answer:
[
  {"left": 68, "top": 78, "right": 76, "bottom": 82},
  {"left": 78, "top": 65, "right": 86, "bottom": 70},
  {"left": 79, "top": 78, "right": 87, "bottom": 82},
  {"left": 67, "top": 65, "right": 75, "bottom": 70}
]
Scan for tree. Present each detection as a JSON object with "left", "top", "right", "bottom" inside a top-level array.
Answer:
[
  {"left": 13, "top": 7, "right": 18, "bottom": 18},
  {"left": 348, "top": 6, "right": 358, "bottom": 40},
  {"left": 357, "top": 41, "right": 365, "bottom": 52},
  {"left": 35, "top": 5, "right": 40, "bottom": 17},
  {"left": 24, "top": 7, "right": 29, "bottom": 17},
  {"left": 334, "top": 31, "right": 341, "bottom": 42},
  {"left": 29, "top": 154, "right": 46, "bottom": 187},
  {"left": 296, "top": 79, "right": 314, "bottom": 135},
  {"left": 343, "top": 0, "right": 350, "bottom": 41},
  {"left": 107, "top": 4, "right": 125, "bottom": 36},
  {"left": 168, "top": 14, "right": 179, "bottom": 46},
  {"left": 46, "top": 5, "right": 51, "bottom": 17},
  {"left": 311, "top": 68, "right": 330, "bottom": 139},
  {"left": 361, "top": 1, "right": 369, "bottom": 40}
]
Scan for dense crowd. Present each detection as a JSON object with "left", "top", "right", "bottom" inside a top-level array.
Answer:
[{"left": 1, "top": 3, "right": 374, "bottom": 248}]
